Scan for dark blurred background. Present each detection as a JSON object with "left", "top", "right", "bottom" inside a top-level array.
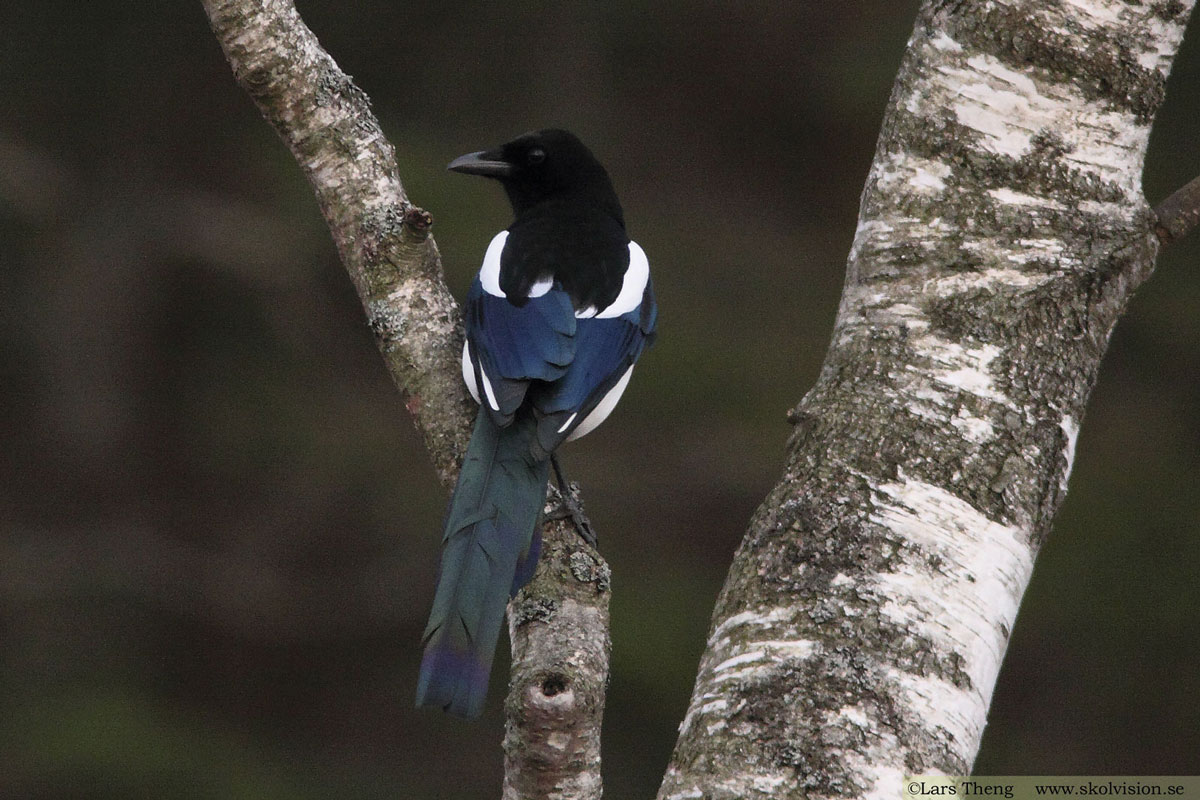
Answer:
[{"left": 2, "top": 2, "right": 1199, "bottom": 797}]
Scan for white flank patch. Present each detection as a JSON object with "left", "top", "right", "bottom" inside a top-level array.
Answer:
[
  {"left": 478, "top": 230, "right": 508, "bottom": 297},
  {"left": 566, "top": 366, "right": 633, "bottom": 440},
  {"left": 867, "top": 476, "right": 1036, "bottom": 759},
  {"left": 461, "top": 340, "right": 480, "bottom": 405}
]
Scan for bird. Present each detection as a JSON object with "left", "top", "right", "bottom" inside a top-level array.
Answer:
[{"left": 416, "top": 129, "right": 657, "bottom": 718}]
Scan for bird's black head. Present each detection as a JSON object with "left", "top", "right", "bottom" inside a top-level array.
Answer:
[{"left": 448, "top": 129, "right": 623, "bottom": 225}]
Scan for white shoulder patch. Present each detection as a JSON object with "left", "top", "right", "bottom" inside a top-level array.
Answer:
[
  {"left": 595, "top": 240, "right": 650, "bottom": 319},
  {"left": 528, "top": 275, "right": 554, "bottom": 297},
  {"left": 479, "top": 231, "right": 509, "bottom": 298},
  {"left": 461, "top": 340, "right": 480, "bottom": 405}
]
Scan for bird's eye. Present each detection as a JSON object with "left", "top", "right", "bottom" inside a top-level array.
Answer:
[{"left": 527, "top": 148, "right": 546, "bottom": 165}]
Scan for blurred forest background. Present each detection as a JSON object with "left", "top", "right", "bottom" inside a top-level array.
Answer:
[{"left": 3, "top": 1, "right": 1199, "bottom": 797}]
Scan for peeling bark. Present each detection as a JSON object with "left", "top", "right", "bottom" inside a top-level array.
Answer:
[
  {"left": 201, "top": 2, "right": 609, "bottom": 797},
  {"left": 659, "top": 2, "right": 1194, "bottom": 798}
]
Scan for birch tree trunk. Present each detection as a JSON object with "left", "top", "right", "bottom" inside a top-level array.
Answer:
[{"left": 658, "top": 2, "right": 1194, "bottom": 798}]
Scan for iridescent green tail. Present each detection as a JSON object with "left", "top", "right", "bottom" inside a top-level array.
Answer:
[{"left": 416, "top": 411, "right": 548, "bottom": 718}]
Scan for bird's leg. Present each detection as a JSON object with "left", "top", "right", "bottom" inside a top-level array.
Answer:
[{"left": 547, "top": 454, "right": 598, "bottom": 548}]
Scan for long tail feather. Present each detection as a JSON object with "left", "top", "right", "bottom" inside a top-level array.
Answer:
[{"left": 416, "top": 410, "right": 549, "bottom": 718}]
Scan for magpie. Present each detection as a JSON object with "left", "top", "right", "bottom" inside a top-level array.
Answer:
[{"left": 416, "top": 129, "right": 657, "bottom": 718}]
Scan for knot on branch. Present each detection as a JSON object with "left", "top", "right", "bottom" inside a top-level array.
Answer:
[
  {"left": 521, "top": 670, "right": 580, "bottom": 720},
  {"left": 786, "top": 406, "right": 812, "bottom": 425},
  {"left": 403, "top": 204, "right": 433, "bottom": 239}
]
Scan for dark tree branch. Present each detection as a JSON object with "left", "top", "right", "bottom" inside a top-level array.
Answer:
[
  {"left": 200, "top": 2, "right": 609, "bottom": 797},
  {"left": 1154, "top": 172, "right": 1200, "bottom": 245}
]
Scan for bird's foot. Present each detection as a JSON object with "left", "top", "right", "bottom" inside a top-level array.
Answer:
[{"left": 547, "top": 482, "right": 597, "bottom": 551}]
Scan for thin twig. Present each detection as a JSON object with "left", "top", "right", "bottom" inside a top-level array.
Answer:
[{"left": 1154, "top": 172, "right": 1200, "bottom": 245}]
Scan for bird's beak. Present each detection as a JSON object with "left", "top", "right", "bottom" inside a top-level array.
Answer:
[{"left": 447, "top": 149, "right": 514, "bottom": 177}]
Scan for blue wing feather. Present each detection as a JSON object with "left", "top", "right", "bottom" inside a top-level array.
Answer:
[
  {"left": 529, "top": 282, "right": 657, "bottom": 453},
  {"left": 534, "top": 318, "right": 640, "bottom": 414},
  {"left": 464, "top": 278, "right": 576, "bottom": 420},
  {"left": 465, "top": 254, "right": 657, "bottom": 448}
]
